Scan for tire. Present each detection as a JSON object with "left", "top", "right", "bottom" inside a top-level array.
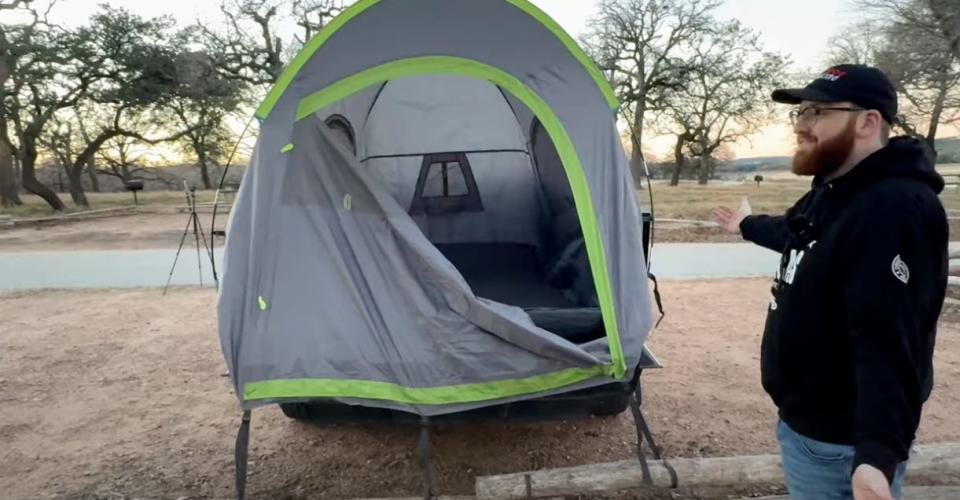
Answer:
[
  {"left": 279, "top": 402, "right": 312, "bottom": 420},
  {"left": 591, "top": 394, "right": 630, "bottom": 417}
]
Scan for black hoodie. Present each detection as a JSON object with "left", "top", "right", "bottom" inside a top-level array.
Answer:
[{"left": 740, "top": 137, "right": 948, "bottom": 483}]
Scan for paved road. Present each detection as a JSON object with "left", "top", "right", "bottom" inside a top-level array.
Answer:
[
  {"left": 0, "top": 242, "right": 786, "bottom": 291},
  {"left": 0, "top": 248, "right": 223, "bottom": 291},
  {"left": 648, "top": 243, "right": 780, "bottom": 280},
  {"left": 2, "top": 242, "right": 956, "bottom": 291}
]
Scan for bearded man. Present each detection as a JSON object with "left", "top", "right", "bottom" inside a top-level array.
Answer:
[{"left": 712, "top": 64, "right": 948, "bottom": 500}]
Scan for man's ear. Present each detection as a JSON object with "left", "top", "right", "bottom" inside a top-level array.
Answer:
[{"left": 858, "top": 110, "right": 883, "bottom": 139}]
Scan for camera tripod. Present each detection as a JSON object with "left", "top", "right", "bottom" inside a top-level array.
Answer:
[{"left": 163, "top": 183, "right": 215, "bottom": 295}]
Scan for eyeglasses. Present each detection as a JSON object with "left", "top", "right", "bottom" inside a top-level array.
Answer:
[{"left": 788, "top": 106, "right": 865, "bottom": 126}]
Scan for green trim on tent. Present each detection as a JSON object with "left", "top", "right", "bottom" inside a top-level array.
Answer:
[
  {"left": 503, "top": 0, "right": 619, "bottom": 110},
  {"left": 244, "top": 364, "right": 615, "bottom": 404},
  {"left": 255, "top": 0, "right": 378, "bottom": 119},
  {"left": 254, "top": 0, "right": 618, "bottom": 119},
  {"left": 294, "top": 55, "right": 626, "bottom": 379}
]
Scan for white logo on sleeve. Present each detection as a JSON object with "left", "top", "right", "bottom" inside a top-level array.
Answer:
[{"left": 892, "top": 255, "right": 910, "bottom": 284}]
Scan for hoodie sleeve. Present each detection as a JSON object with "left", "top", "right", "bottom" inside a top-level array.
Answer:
[
  {"left": 843, "top": 191, "right": 944, "bottom": 484},
  {"left": 739, "top": 191, "right": 814, "bottom": 252},
  {"left": 740, "top": 215, "right": 790, "bottom": 252}
]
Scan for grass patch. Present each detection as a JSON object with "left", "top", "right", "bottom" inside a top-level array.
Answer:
[
  {"left": 5, "top": 171, "right": 960, "bottom": 221},
  {"left": 647, "top": 176, "right": 960, "bottom": 219},
  {"left": 647, "top": 179, "right": 811, "bottom": 220}
]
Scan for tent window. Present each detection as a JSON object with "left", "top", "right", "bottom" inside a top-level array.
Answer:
[
  {"left": 423, "top": 161, "right": 468, "bottom": 198},
  {"left": 410, "top": 153, "right": 483, "bottom": 215},
  {"left": 325, "top": 114, "right": 356, "bottom": 155}
]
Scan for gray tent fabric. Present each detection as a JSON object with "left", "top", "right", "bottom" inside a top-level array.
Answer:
[{"left": 218, "top": 0, "right": 654, "bottom": 416}]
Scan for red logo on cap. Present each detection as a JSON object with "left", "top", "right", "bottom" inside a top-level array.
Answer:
[{"left": 819, "top": 68, "right": 847, "bottom": 82}]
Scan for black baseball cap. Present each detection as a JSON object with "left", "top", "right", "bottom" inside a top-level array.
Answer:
[{"left": 772, "top": 64, "right": 898, "bottom": 124}]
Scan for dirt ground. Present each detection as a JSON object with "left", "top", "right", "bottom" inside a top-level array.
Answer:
[
  {"left": 0, "top": 212, "right": 226, "bottom": 252},
  {"left": 1, "top": 280, "right": 958, "bottom": 499}
]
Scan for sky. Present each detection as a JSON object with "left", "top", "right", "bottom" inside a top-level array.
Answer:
[
  {"left": 21, "top": 0, "right": 855, "bottom": 71},
  {"left": 6, "top": 0, "right": 957, "bottom": 159}
]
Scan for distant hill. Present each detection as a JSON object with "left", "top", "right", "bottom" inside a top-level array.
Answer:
[
  {"left": 716, "top": 156, "right": 791, "bottom": 172},
  {"left": 716, "top": 135, "right": 960, "bottom": 172},
  {"left": 936, "top": 137, "right": 960, "bottom": 163}
]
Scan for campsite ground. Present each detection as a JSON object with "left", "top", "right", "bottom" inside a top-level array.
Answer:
[
  {"left": 1, "top": 281, "right": 959, "bottom": 499},
  {"left": 2, "top": 174, "right": 960, "bottom": 498}
]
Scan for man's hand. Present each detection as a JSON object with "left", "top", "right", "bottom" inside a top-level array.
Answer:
[
  {"left": 853, "top": 464, "right": 894, "bottom": 500},
  {"left": 712, "top": 196, "right": 752, "bottom": 234}
]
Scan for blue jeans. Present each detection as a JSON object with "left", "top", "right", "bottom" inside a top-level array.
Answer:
[{"left": 777, "top": 420, "right": 907, "bottom": 500}]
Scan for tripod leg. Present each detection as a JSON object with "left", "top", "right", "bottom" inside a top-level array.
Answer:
[
  {"left": 193, "top": 216, "right": 215, "bottom": 269},
  {"left": 193, "top": 217, "right": 221, "bottom": 289},
  {"left": 192, "top": 212, "right": 203, "bottom": 287},
  {"left": 163, "top": 214, "right": 196, "bottom": 295}
]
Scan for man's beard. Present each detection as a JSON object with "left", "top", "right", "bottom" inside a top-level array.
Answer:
[{"left": 792, "top": 120, "right": 856, "bottom": 176}]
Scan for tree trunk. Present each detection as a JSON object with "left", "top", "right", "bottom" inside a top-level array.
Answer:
[
  {"left": 12, "top": 151, "right": 20, "bottom": 182},
  {"left": 629, "top": 107, "right": 646, "bottom": 187},
  {"left": 0, "top": 57, "right": 18, "bottom": 207},
  {"left": 66, "top": 167, "right": 89, "bottom": 207},
  {"left": 671, "top": 134, "right": 685, "bottom": 187},
  {"left": 0, "top": 138, "right": 21, "bottom": 207},
  {"left": 670, "top": 160, "right": 683, "bottom": 186},
  {"left": 69, "top": 130, "right": 120, "bottom": 204},
  {"left": 926, "top": 83, "right": 948, "bottom": 156},
  {"left": 197, "top": 153, "right": 212, "bottom": 190},
  {"left": 20, "top": 145, "right": 65, "bottom": 211},
  {"left": 86, "top": 157, "right": 100, "bottom": 193},
  {"left": 698, "top": 153, "right": 712, "bottom": 185}
]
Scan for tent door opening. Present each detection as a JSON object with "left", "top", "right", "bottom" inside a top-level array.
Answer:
[{"left": 347, "top": 74, "right": 604, "bottom": 345}]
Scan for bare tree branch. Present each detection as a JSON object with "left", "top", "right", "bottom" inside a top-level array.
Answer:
[
  {"left": 854, "top": 0, "right": 960, "bottom": 153},
  {"left": 581, "top": 0, "right": 721, "bottom": 183},
  {"left": 655, "top": 20, "right": 787, "bottom": 184}
]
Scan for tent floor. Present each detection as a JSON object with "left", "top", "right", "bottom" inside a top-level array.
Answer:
[
  {"left": 436, "top": 242, "right": 606, "bottom": 344},
  {"left": 435, "top": 243, "right": 576, "bottom": 309}
]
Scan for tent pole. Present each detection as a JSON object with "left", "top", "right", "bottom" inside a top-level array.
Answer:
[{"left": 418, "top": 416, "right": 438, "bottom": 499}]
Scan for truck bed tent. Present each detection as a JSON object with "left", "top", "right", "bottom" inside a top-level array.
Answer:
[
  {"left": 217, "top": 0, "right": 655, "bottom": 419},
  {"left": 216, "top": 1, "right": 664, "bottom": 496}
]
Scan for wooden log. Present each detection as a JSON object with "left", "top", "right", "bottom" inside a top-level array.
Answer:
[
  {"left": 475, "top": 443, "right": 960, "bottom": 499},
  {"left": 350, "top": 497, "right": 475, "bottom": 500}
]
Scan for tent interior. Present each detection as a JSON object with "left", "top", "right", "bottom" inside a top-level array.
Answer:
[{"left": 316, "top": 74, "right": 604, "bottom": 344}]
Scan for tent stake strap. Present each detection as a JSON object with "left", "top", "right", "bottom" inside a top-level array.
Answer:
[
  {"left": 235, "top": 410, "right": 252, "bottom": 500},
  {"left": 629, "top": 388, "right": 678, "bottom": 488}
]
